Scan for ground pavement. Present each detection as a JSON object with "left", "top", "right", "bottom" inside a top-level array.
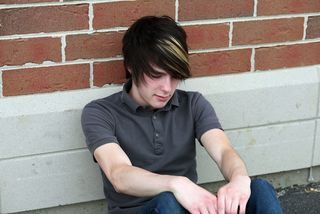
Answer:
[{"left": 277, "top": 182, "right": 320, "bottom": 214}]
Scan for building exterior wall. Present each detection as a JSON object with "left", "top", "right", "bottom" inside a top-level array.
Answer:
[
  {"left": 0, "top": 0, "right": 320, "bottom": 96},
  {"left": 1, "top": 0, "right": 320, "bottom": 213}
]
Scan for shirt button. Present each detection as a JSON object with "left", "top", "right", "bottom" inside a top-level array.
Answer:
[
  {"left": 155, "top": 133, "right": 159, "bottom": 138},
  {"left": 153, "top": 115, "right": 157, "bottom": 120}
]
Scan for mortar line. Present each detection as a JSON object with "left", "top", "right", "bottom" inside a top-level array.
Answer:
[
  {"left": 178, "top": 12, "right": 320, "bottom": 26},
  {"left": 228, "top": 22, "right": 233, "bottom": 48},
  {"left": 308, "top": 67, "right": 320, "bottom": 182},
  {"left": 253, "top": 0, "right": 258, "bottom": 17},
  {"left": 175, "top": 0, "right": 179, "bottom": 22},
  {"left": 0, "top": 0, "right": 134, "bottom": 9},
  {"left": 89, "top": 62, "right": 94, "bottom": 88},
  {"left": 225, "top": 117, "right": 320, "bottom": 132},
  {"left": 188, "top": 38, "right": 320, "bottom": 54},
  {"left": 61, "top": 35, "right": 66, "bottom": 62},
  {"left": 303, "top": 16, "right": 308, "bottom": 40},
  {"left": 0, "top": 147, "right": 88, "bottom": 162},
  {"left": 0, "top": 27, "right": 128, "bottom": 41},
  {"left": 88, "top": 3, "right": 94, "bottom": 31},
  {"left": 0, "top": 56, "right": 124, "bottom": 71},
  {"left": 250, "top": 48, "right": 256, "bottom": 72}
]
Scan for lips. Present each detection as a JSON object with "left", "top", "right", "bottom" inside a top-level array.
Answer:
[{"left": 155, "top": 95, "right": 170, "bottom": 102}]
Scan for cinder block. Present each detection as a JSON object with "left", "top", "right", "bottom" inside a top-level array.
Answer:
[
  {"left": 0, "top": 150, "right": 104, "bottom": 213},
  {"left": 0, "top": 86, "right": 122, "bottom": 159},
  {"left": 180, "top": 66, "right": 319, "bottom": 129},
  {"left": 0, "top": 111, "right": 85, "bottom": 159},
  {"left": 197, "top": 120, "right": 316, "bottom": 184}
]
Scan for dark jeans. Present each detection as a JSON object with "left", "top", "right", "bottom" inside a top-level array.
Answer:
[{"left": 138, "top": 179, "right": 283, "bottom": 214}]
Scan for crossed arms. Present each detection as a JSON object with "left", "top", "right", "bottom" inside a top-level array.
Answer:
[{"left": 94, "top": 128, "right": 251, "bottom": 214}]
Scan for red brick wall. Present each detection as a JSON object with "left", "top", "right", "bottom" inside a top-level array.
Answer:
[{"left": 0, "top": 0, "right": 320, "bottom": 96}]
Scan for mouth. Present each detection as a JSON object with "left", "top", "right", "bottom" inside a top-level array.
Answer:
[{"left": 154, "top": 95, "right": 170, "bottom": 102}]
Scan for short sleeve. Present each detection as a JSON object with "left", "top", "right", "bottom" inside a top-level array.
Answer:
[
  {"left": 192, "top": 93, "right": 223, "bottom": 142},
  {"left": 81, "top": 101, "right": 119, "bottom": 156}
]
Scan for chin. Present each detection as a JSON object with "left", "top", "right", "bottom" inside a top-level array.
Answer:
[{"left": 151, "top": 102, "right": 167, "bottom": 109}]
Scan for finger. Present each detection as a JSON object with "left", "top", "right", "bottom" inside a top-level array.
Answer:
[
  {"left": 199, "top": 206, "right": 209, "bottom": 214},
  {"left": 230, "top": 199, "right": 239, "bottom": 214},
  {"left": 207, "top": 202, "right": 217, "bottom": 214},
  {"left": 239, "top": 197, "right": 249, "bottom": 214},
  {"left": 211, "top": 196, "right": 218, "bottom": 214},
  {"left": 225, "top": 196, "right": 232, "bottom": 214},
  {"left": 217, "top": 194, "right": 225, "bottom": 214}
]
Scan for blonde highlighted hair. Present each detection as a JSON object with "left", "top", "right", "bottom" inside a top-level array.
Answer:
[{"left": 122, "top": 16, "right": 191, "bottom": 85}]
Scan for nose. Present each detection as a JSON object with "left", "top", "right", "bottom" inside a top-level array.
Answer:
[{"left": 160, "top": 75, "right": 172, "bottom": 93}]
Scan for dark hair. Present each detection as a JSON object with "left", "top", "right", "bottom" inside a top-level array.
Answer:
[{"left": 122, "top": 16, "right": 191, "bottom": 85}]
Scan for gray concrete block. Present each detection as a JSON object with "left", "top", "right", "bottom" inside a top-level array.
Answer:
[
  {"left": 0, "top": 111, "right": 85, "bottom": 159},
  {"left": 180, "top": 67, "right": 319, "bottom": 129},
  {"left": 197, "top": 120, "right": 316, "bottom": 184},
  {"left": 0, "top": 150, "right": 104, "bottom": 213}
]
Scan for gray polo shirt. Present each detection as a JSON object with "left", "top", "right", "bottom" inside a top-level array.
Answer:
[{"left": 81, "top": 80, "right": 222, "bottom": 214}]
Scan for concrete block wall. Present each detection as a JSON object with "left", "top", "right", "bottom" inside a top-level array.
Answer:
[
  {"left": 1, "top": 0, "right": 320, "bottom": 213},
  {"left": 1, "top": 66, "right": 320, "bottom": 213}
]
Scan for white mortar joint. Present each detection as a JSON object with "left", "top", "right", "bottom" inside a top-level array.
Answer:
[
  {"left": 228, "top": 22, "right": 233, "bottom": 48},
  {"left": 89, "top": 62, "right": 94, "bottom": 88},
  {"left": 303, "top": 16, "right": 308, "bottom": 40},
  {"left": 89, "top": 3, "right": 94, "bottom": 31},
  {"left": 61, "top": 36, "right": 66, "bottom": 62}
]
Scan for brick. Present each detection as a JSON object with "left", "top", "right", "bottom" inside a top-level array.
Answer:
[
  {"left": 93, "top": 0, "right": 175, "bottom": 29},
  {"left": 0, "top": 0, "right": 58, "bottom": 3},
  {"left": 179, "top": 0, "right": 253, "bottom": 21},
  {"left": 258, "top": 0, "right": 320, "bottom": 16},
  {"left": 3, "top": 64, "right": 90, "bottom": 96},
  {"left": 0, "top": 5, "right": 88, "bottom": 36},
  {"left": 93, "top": 61, "right": 126, "bottom": 87},
  {"left": 307, "top": 16, "right": 320, "bottom": 39},
  {"left": 189, "top": 49, "right": 251, "bottom": 77},
  {"left": 255, "top": 42, "right": 320, "bottom": 71},
  {"left": 66, "top": 32, "right": 124, "bottom": 61},
  {"left": 183, "top": 23, "right": 229, "bottom": 50},
  {"left": 233, "top": 18, "right": 304, "bottom": 46},
  {"left": 0, "top": 37, "right": 61, "bottom": 66}
]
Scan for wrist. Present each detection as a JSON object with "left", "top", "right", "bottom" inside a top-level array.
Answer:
[
  {"left": 230, "top": 175, "right": 251, "bottom": 185},
  {"left": 167, "top": 176, "right": 189, "bottom": 194}
]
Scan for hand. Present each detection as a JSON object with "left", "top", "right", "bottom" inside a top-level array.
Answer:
[
  {"left": 217, "top": 176, "right": 251, "bottom": 214},
  {"left": 171, "top": 176, "right": 218, "bottom": 214}
]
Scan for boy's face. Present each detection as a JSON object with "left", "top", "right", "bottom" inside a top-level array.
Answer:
[{"left": 130, "top": 65, "right": 180, "bottom": 109}]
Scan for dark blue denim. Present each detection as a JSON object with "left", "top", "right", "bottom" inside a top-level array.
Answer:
[{"left": 138, "top": 179, "right": 283, "bottom": 214}]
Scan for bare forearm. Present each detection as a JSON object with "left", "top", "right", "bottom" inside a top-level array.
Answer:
[
  {"left": 219, "top": 148, "right": 248, "bottom": 181},
  {"left": 94, "top": 143, "right": 179, "bottom": 197},
  {"left": 109, "top": 164, "right": 178, "bottom": 197}
]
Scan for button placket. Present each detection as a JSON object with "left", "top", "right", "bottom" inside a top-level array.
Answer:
[{"left": 152, "top": 113, "right": 163, "bottom": 154}]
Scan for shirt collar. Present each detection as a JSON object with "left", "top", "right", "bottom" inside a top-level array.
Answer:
[{"left": 121, "top": 80, "right": 180, "bottom": 112}]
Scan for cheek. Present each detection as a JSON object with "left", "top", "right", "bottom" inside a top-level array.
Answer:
[{"left": 172, "top": 80, "right": 180, "bottom": 88}]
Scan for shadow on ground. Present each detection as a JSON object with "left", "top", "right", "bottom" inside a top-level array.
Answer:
[{"left": 277, "top": 182, "right": 320, "bottom": 214}]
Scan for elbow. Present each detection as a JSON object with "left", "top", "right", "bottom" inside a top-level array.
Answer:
[
  {"left": 109, "top": 167, "right": 129, "bottom": 194},
  {"left": 112, "top": 180, "right": 126, "bottom": 194}
]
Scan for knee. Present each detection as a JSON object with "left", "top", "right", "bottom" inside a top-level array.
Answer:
[
  {"left": 154, "top": 192, "right": 187, "bottom": 214},
  {"left": 248, "top": 179, "right": 283, "bottom": 213},
  {"left": 249, "top": 178, "right": 279, "bottom": 204},
  {"left": 156, "top": 192, "right": 179, "bottom": 208},
  {"left": 251, "top": 178, "right": 275, "bottom": 195}
]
